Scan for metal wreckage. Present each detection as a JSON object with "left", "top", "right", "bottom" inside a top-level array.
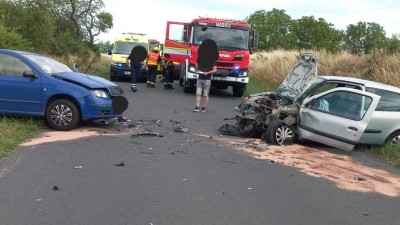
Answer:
[{"left": 219, "top": 53, "right": 318, "bottom": 145}]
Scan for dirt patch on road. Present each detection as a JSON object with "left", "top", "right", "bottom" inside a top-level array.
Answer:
[
  {"left": 20, "top": 128, "right": 107, "bottom": 147},
  {"left": 238, "top": 139, "right": 400, "bottom": 197},
  {"left": 199, "top": 134, "right": 400, "bottom": 197}
]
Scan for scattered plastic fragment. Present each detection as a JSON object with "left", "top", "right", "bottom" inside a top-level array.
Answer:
[
  {"left": 238, "top": 141, "right": 269, "bottom": 150},
  {"left": 52, "top": 186, "right": 59, "bottom": 191},
  {"left": 74, "top": 166, "right": 83, "bottom": 169},
  {"left": 355, "top": 176, "right": 367, "bottom": 181},
  {"left": 115, "top": 161, "right": 125, "bottom": 166},
  {"left": 131, "top": 132, "right": 163, "bottom": 137},
  {"left": 118, "top": 116, "right": 129, "bottom": 122}
]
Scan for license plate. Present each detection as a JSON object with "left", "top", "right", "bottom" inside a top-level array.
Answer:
[
  {"left": 217, "top": 69, "right": 229, "bottom": 75},
  {"left": 124, "top": 71, "right": 131, "bottom": 75}
]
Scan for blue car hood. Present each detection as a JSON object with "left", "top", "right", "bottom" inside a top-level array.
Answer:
[{"left": 52, "top": 72, "right": 116, "bottom": 89}]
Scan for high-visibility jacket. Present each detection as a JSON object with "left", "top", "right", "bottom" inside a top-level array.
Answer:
[{"left": 147, "top": 52, "right": 159, "bottom": 66}]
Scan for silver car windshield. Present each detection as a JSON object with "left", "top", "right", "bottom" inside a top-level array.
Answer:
[
  {"left": 24, "top": 54, "right": 72, "bottom": 75},
  {"left": 295, "top": 77, "right": 326, "bottom": 103}
]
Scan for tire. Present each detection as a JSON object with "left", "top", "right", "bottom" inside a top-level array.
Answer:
[
  {"left": 265, "top": 120, "right": 295, "bottom": 145},
  {"left": 233, "top": 85, "right": 246, "bottom": 97},
  {"left": 386, "top": 131, "right": 400, "bottom": 146},
  {"left": 46, "top": 99, "right": 80, "bottom": 131},
  {"left": 184, "top": 81, "right": 195, "bottom": 93}
]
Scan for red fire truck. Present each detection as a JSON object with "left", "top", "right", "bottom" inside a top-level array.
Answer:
[{"left": 164, "top": 17, "right": 258, "bottom": 97}]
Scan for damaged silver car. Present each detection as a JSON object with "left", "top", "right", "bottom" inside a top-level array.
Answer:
[{"left": 220, "top": 53, "right": 400, "bottom": 151}]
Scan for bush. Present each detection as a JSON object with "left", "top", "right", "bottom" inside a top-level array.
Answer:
[{"left": 0, "top": 24, "right": 32, "bottom": 51}]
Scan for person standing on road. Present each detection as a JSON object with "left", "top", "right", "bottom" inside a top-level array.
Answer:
[
  {"left": 126, "top": 45, "right": 147, "bottom": 92},
  {"left": 146, "top": 46, "right": 161, "bottom": 88},
  {"left": 193, "top": 39, "right": 218, "bottom": 112},
  {"left": 163, "top": 60, "right": 175, "bottom": 89}
]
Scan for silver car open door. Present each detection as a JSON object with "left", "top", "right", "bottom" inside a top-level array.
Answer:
[{"left": 298, "top": 87, "right": 380, "bottom": 150}]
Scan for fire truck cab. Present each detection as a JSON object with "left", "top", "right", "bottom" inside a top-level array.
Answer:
[{"left": 164, "top": 18, "right": 258, "bottom": 97}]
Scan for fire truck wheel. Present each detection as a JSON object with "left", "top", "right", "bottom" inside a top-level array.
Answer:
[{"left": 233, "top": 85, "right": 246, "bottom": 97}]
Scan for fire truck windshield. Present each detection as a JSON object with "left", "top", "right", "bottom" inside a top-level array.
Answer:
[
  {"left": 114, "top": 42, "right": 148, "bottom": 54},
  {"left": 194, "top": 25, "right": 249, "bottom": 50}
]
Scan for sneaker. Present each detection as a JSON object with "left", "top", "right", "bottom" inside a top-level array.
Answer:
[
  {"left": 193, "top": 106, "right": 200, "bottom": 112},
  {"left": 131, "top": 88, "right": 137, "bottom": 92},
  {"left": 201, "top": 106, "right": 206, "bottom": 112}
]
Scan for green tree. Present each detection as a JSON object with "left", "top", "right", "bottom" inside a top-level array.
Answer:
[
  {"left": 292, "top": 16, "right": 344, "bottom": 52},
  {"left": 49, "top": 0, "right": 113, "bottom": 46},
  {"left": 0, "top": 24, "right": 32, "bottom": 50},
  {"left": 346, "top": 22, "right": 387, "bottom": 54},
  {"left": 385, "top": 34, "right": 400, "bottom": 54},
  {"left": 83, "top": 11, "right": 113, "bottom": 46},
  {"left": 0, "top": 0, "right": 57, "bottom": 52},
  {"left": 245, "top": 10, "right": 269, "bottom": 50},
  {"left": 246, "top": 9, "right": 295, "bottom": 51}
]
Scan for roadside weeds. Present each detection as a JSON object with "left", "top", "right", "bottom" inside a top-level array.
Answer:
[{"left": 0, "top": 116, "right": 42, "bottom": 160}]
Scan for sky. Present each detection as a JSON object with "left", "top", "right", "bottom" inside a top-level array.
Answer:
[{"left": 98, "top": 0, "right": 400, "bottom": 43}]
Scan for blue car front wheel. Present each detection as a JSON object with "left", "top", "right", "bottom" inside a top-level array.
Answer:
[{"left": 46, "top": 99, "right": 80, "bottom": 131}]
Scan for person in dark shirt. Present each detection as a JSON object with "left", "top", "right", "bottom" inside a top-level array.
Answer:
[
  {"left": 193, "top": 39, "right": 218, "bottom": 112},
  {"left": 163, "top": 60, "right": 175, "bottom": 89},
  {"left": 126, "top": 45, "right": 147, "bottom": 92}
]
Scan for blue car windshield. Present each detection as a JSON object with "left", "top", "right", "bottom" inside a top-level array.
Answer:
[{"left": 24, "top": 54, "right": 72, "bottom": 75}]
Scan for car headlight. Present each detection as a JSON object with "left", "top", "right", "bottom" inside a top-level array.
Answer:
[
  {"left": 91, "top": 90, "right": 109, "bottom": 98},
  {"left": 189, "top": 66, "right": 195, "bottom": 72}
]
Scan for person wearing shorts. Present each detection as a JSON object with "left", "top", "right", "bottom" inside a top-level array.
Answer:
[
  {"left": 193, "top": 61, "right": 217, "bottom": 112},
  {"left": 193, "top": 39, "right": 219, "bottom": 112}
]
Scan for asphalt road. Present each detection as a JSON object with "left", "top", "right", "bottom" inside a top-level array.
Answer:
[{"left": 0, "top": 80, "right": 399, "bottom": 225}]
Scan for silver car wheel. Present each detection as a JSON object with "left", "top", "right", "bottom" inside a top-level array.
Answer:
[
  {"left": 276, "top": 125, "right": 294, "bottom": 145},
  {"left": 390, "top": 134, "right": 400, "bottom": 146},
  {"left": 50, "top": 104, "right": 73, "bottom": 127}
]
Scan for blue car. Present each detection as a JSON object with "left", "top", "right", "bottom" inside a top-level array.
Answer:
[{"left": 0, "top": 49, "right": 128, "bottom": 131}]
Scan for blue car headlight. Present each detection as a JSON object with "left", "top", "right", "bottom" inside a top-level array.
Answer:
[{"left": 91, "top": 89, "right": 109, "bottom": 98}]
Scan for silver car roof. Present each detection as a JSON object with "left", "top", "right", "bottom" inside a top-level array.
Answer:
[{"left": 320, "top": 75, "right": 400, "bottom": 93}]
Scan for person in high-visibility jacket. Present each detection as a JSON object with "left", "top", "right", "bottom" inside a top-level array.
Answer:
[{"left": 145, "top": 46, "right": 161, "bottom": 88}]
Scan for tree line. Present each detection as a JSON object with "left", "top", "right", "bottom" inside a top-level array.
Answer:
[
  {"left": 0, "top": 0, "right": 112, "bottom": 56},
  {"left": 246, "top": 9, "right": 400, "bottom": 54},
  {"left": 1, "top": 2, "right": 399, "bottom": 56}
]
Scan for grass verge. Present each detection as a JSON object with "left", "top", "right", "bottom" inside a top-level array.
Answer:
[
  {"left": 0, "top": 117, "right": 43, "bottom": 160},
  {"left": 363, "top": 144, "right": 400, "bottom": 168},
  {"left": 245, "top": 77, "right": 278, "bottom": 96}
]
